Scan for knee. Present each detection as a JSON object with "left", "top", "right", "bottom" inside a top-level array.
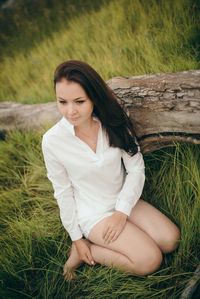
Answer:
[
  {"left": 161, "top": 225, "right": 181, "bottom": 253},
  {"left": 134, "top": 247, "right": 163, "bottom": 276}
]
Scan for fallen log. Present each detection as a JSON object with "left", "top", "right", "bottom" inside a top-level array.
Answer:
[
  {"left": 0, "top": 70, "right": 200, "bottom": 153},
  {"left": 107, "top": 69, "right": 200, "bottom": 153},
  {"left": 180, "top": 264, "right": 200, "bottom": 299}
]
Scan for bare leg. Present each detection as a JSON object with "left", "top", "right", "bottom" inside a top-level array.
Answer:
[
  {"left": 63, "top": 199, "right": 180, "bottom": 279},
  {"left": 63, "top": 215, "right": 164, "bottom": 279},
  {"left": 90, "top": 243, "right": 138, "bottom": 273},
  {"left": 63, "top": 239, "right": 135, "bottom": 280},
  {"left": 128, "top": 199, "right": 181, "bottom": 253},
  {"left": 87, "top": 217, "right": 163, "bottom": 276}
]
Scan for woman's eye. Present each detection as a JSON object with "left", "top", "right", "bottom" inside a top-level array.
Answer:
[
  {"left": 76, "top": 100, "right": 85, "bottom": 104},
  {"left": 59, "top": 101, "right": 66, "bottom": 104}
]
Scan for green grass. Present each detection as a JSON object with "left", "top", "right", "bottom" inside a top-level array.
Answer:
[
  {"left": 0, "top": 131, "right": 199, "bottom": 298},
  {"left": 0, "top": 0, "right": 199, "bottom": 103},
  {"left": 0, "top": 0, "right": 110, "bottom": 60}
]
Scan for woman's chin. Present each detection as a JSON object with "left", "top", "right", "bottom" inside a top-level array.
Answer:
[{"left": 68, "top": 117, "right": 80, "bottom": 124}]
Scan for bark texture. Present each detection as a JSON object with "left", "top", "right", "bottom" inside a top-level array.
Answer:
[
  {"left": 180, "top": 265, "right": 200, "bottom": 299},
  {"left": 0, "top": 70, "right": 200, "bottom": 153},
  {"left": 107, "top": 69, "right": 200, "bottom": 153}
]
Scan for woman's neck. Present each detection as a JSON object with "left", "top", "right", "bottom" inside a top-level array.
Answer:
[{"left": 75, "top": 117, "right": 95, "bottom": 135}]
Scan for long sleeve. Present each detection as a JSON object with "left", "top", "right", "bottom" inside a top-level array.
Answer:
[
  {"left": 115, "top": 142, "right": 145, "bottom": 216},
  {"left": 41, "top": 137, "right": 83, "bottom": 241}
]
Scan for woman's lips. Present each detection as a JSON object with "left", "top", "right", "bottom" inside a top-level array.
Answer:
[{"left": 69, "top": 117, "right": 79, "bottom": 121}]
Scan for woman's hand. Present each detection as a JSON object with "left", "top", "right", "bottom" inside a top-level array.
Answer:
[
  {"left": 102, "top": 211, "right": 128, "bottom": 244},
  {"left": 73, "top": 238, "right": 95, "bottom": 266}
]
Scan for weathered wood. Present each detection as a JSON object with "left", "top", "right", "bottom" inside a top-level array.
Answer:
[
  {"left": 0, "top": 101, "right": 60, "bottom": 131},
  {"left": 180, "top": 264, "right": 200, "bottom": 299},
  {"left": 107, "top": 70, "right": 200, "bottom": 153},
  {"left": 0, "top": 70, "right": 200, "bottom": 153}
]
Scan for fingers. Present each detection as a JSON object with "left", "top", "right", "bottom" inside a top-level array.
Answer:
[
  {"left": 102, "top": 217, "right": 127, "bottom": 243},
  {"left": 75, "top": 239, "right": 96, "bottom": 266},
  {"left": 86, "top": 251, "right": 95, "bottom": 266},
  {"left": 102, "top": 226, "right": 113, "bottom": 241},
  {"left": 83, "top": 254, "right": 95, "bottom": 266},
  {"left": 108, "top": 231, "right": 119, "bottom": 243},
  {"left": 81, "top": 248, "right": 95, "bottom": 266},
  {"left": 103, "top": 224, "right": 124, "bottom": 243},
  {"left": 103, "top": 228, "right": 119, "bottom": 243},
  {"left": 106, "top": 232, "right": 118, "bottom": 243},
  {"left": 103, "top": 229, "right": 114, "bottom": 243}
]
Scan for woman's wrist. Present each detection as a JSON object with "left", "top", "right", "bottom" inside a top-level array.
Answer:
[
  {"left": 114, "top": 210, "right": 128, "bottom": 219},
  {"left": 73, "top": 238, "right": 84, "bottom": 244}
]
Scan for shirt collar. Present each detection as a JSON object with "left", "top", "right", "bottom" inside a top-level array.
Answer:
[{"left": 60, "top": 115, "right": 100, "bottom": 136}]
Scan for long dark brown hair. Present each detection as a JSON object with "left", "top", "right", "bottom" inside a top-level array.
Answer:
[{"left": 54, "top": 60, "right": 138, "bottom": 156}]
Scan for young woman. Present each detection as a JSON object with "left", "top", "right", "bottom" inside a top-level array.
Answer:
[{"left": 42, "top": 60, "right": 180, "bottom": 280}]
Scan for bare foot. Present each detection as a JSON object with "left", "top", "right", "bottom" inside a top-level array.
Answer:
[{"left": 63, "top": 240, "right": 91, "bottom": 281}]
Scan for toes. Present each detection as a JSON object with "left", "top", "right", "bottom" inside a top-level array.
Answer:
[{"left": 63, "top": 269, "right": 77, "bottom": 281}]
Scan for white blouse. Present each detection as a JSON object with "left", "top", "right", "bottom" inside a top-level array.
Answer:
[{"left": 41, "top": 116, "right": 145, "bottom": 241}]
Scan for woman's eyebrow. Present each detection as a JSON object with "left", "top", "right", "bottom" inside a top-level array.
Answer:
[{"left": 57, "top": 96, "right": 85, "bottom": 101}]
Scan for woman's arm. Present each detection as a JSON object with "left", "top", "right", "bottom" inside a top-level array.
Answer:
[
  {"left": 102, "top": 141, "right": 145, "bottom": 243},
  {"left": 41, "top": 137, "right": 83, "bottom": 241},
  {"left": 115, "top": 142, "right": 146, "bottom": 216}
]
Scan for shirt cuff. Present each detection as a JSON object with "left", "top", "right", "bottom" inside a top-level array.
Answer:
[
  {"left": 115, "top": 200, "right": 134, "bottom": 216},
  {"left": 68, "top": 227, "right": 83, "bottom": 241}
]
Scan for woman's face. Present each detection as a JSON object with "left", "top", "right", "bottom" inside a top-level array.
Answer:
[{"left": 55, "top": 79, "right": 94, "bottom": 127}]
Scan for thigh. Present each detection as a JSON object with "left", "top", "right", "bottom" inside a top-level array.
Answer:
[
  {"left": 90, "top": 243, "right": 135, "bottom": 274},
  {"left": 129, "top": 199, "right": 180, "bottom": 253},
  {"left": 88, "top": 217, "right": 162, "bottom": 275}
]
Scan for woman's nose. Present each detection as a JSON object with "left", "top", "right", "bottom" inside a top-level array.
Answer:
[{"left": 67, "top": 104, "right": 77, "bottom": 116}]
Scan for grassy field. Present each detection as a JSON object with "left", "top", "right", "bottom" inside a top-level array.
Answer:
[
  {"left": 0, "top": 0, "right": 200, "bottom": 298},
  {"left": 0, "top": 0, "right": 199, "bottom": 103}
]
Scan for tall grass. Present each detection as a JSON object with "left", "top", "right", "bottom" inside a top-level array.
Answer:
[
  {"left": 0, "top": 131, "right": 199, "bottom": 298},
  {"left": 0, "top": 0, "right": 110, "bottom": 60},
  {"left": 0, "top": 0, "right": 199, "bottom": 103}
]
